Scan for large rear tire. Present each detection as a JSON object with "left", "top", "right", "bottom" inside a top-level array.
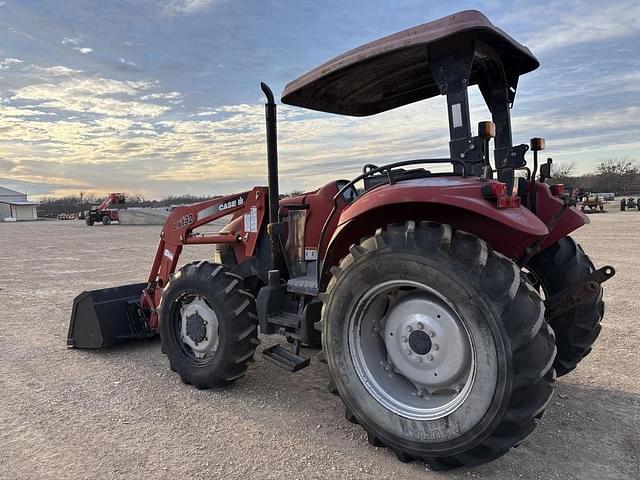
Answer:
[
  {"left": 527, "top": 236, "right": 604, "bottom": 376},
  {"left": 322, "top": 222, "right": 556, "bottom": 469},
  {"left": 159, "top": 261, "right": 259, "bottom": 389}
]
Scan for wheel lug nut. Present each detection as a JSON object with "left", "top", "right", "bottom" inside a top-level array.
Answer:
[
  {"left": 405, "top": 349, "right": 412, "bottom": 356},
  {"left": 416, "top": 357, "right": 423, "bottom": 363},
  {"left": 401, "top": 336, "right": 407, "bottom": 343},
  {"left": 428, "top": 330, "right": 435, "bottom": 337},
  {"left": 427, "top": 354, "right": 434, "bottom": 361},
  {"left": 406, "top": 326, "right": 412, "bottom": 332},
  {"left": 417, "top": 389, "right": 424, "bottom": 397},
  {"left": 432, "top": 344, "right": 439, "bottom": 351},
  {"left": 417, "top": 322, "right": 424, "bottom": 330}
]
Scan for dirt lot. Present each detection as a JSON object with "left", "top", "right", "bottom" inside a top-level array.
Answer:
[{"left": 0, "top": 210, "right": 638, "bottom": 480}]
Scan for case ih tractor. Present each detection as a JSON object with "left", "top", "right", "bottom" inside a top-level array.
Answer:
[{"left": 68, "top": 11, "right": 614, "bottom": 470}]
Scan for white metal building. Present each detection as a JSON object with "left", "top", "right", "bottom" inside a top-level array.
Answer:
[{"left": 0, "top": 186, "right": 39, "bottom": 221}]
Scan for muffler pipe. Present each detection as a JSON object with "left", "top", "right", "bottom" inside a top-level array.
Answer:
[
  {"left": 261, "top": 82, "right": 279, "bottom": 225},
  {"left": 261, "top": 82, "right": 280, "bottom": 270}
]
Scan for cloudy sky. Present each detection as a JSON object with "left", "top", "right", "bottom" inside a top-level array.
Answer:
[{"left": 0, "top": 0, "right": 639, "bottom": 199}]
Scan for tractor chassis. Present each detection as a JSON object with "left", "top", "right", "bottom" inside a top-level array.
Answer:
[{"left": 66, "top": 10, "right": 617, "bottom": 469}]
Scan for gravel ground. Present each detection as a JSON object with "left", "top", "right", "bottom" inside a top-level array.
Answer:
[{"left": 0, "top": 210, "right": 638, "bottom": 480}]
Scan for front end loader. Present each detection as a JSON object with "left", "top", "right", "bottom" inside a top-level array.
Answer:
[{"left": 68, "top": 10, "right": 614, "bottom": 469}]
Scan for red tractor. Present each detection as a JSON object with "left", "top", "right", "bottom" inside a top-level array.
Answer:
[
  {"left": 84, "top": 192, "right": 125, "bottom": 225},
  {"left": 68, "top": 11, "right": 614, "bottom": 469}
]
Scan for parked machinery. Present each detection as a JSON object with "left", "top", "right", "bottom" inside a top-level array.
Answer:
[
  {"left": 620, "top": 197, "right": 640, "bottom": 211},
  {"left": 67, "top": 11, "right": 614, "bottom": 469},
  {"left": 85, "top": 193, "right": 125, "bottom": 225},
  {"left": 580, "top": 193, "right": 605, "bottom": 212}
]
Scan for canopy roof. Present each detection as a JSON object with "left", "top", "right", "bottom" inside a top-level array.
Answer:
[{"left": 281, "top": 10, "right": 539, "bottom": 116}]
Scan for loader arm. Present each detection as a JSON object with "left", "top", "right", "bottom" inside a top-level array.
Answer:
[
  {"left": 96, "top": 193, "right": 125, "bottom": 211},
  {"left": 68, "top": 187, "right": 269, "bottom": 348},
  {"left": 141, "top": 187, "right": 269, "bottom": 329}
]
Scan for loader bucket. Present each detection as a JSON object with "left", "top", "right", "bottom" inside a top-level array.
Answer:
[{"left": 67, "top": 282, "right": 155, "bottom": 348}]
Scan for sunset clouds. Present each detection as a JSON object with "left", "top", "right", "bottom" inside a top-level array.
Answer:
[{"left": 0, "top": 0, "right": 639, "bottom": 199}]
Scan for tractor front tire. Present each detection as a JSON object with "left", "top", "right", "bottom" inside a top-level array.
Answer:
[
  {"left": 159, "top": 261, "right": 259, "bottom": 389},
  {"left": 102, "top": 215, "right": 111, "bottom": 225},
  {"left": 85, "top": 216, "right": 94, "bottom": 226},
  {"left": 322, "top": 222, "right": 556, "bottom": 469},
  {"left": 528, "top": 236, "right": 604, "bottom": 376},
  {"left": 620, "top": 199, "right": 626, "bottom": 211}
]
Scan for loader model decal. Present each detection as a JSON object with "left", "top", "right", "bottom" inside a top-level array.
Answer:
[{"left": 173, "top": 213, "right": 194, "bottom": 230}]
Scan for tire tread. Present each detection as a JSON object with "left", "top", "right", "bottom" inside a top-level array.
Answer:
[{"left": 323, "top": 222, "right": 556, "bottom": 470}]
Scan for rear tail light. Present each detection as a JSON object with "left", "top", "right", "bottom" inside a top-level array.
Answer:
[
  {"left": 481, "top": 182, "right": 507, "bottom": 198},
  {"left": 496, "top": 195, "right": 521, "bottom": 209},
  {"left": 482, "top": 182, "right": 520, "bottom": 209}
]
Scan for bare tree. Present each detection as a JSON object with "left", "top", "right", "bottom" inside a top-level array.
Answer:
[
  {"left": 596, "top": 157, "right": 638, "bottom": 176},
  {"left": 593, "top": 157, "right": 639, "bottom": 194},
  {"left": 554, "top": 162, "right": 576, "bottom": 178}
]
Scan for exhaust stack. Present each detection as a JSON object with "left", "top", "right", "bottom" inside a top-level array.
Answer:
[
  {"left": 261, "top": 82, "right": 281, "bottom": 270},
  {"left": 261, "top": 82, "right": 280, "bottom": 225}
]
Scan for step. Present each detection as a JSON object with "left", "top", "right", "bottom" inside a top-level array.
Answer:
[
  {"left": 268, "top": 311, "right": 301, "bottom": 328},
  {"left": 286, "top": 275, "right": 318, "bottom": 296},
  {"left": 262, "top": 344, "right": 310, "bottom": 372}
]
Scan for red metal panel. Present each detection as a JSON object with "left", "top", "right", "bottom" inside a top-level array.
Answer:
[
  {"left": 338, "top": 177, "right": 548, "bottom": 236},
  {"left": 301, "top": 182, "right": 344, "bottom": 251},
  {"left": 534, "top": 182, "right": 589, "bottom": 251},
  {"left": 318, "top": 177, "right": 550, "bottom": 288},
  {"left": 282, "top": 10, "right": 538, "bottom": 116}
]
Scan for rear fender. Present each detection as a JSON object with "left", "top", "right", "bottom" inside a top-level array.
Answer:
[
  {"left": 320, "top": 178, "right": 548, "bottom": 290},
  {"left": 534, "top": 182, "right": 589, "bottom": 251}
]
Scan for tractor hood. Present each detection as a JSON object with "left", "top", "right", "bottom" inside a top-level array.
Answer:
[{"left": 281, "top": 10, "right": 539, "bottom": 116}]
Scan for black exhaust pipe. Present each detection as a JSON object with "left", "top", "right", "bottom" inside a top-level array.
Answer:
[
  {"left": 261, "top": 82, "right": 281, "bottom": 270},
  {"left": 261, "top": 82, "right": 279, "bottom": 225}
]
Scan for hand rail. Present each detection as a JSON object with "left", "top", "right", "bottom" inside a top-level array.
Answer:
[{"left": 316, "top": 157, "right": 478, "bottom": 285}]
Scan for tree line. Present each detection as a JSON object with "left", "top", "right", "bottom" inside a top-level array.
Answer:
[
  {"left": 552, "top": 157, "right": 640, "bottom": 195},
  {"left": 37, "top": 157, "right": 638, "bottom": 218},
  {"left": 37, "top": 190, "right": 308, "bottom": 218},
  {"left": 37, "top": 193, "right": 222, "bottom": 218}
]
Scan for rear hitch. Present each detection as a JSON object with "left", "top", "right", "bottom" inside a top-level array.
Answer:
[{"left": 544, "top": 266, "right": 615, "bottom": 321}]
